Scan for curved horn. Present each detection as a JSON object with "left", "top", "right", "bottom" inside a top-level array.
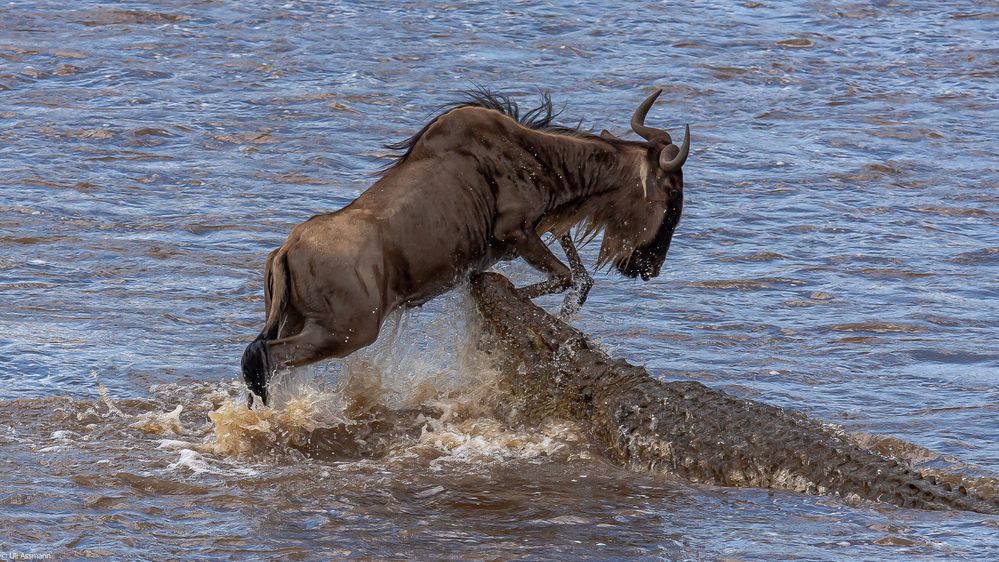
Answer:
[
  {"left": 631, "top": 89, "right": 671, "bottom": 143},
  {"left": 658, "top": 124, "right": 690, "bottom": 173}
]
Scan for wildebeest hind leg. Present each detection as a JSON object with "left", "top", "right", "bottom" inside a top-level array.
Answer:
[
  {"left": 242, "top": 323, "right": 332, "bottom": 406},
  {"left": 242, "top": 307, "right": 305, "bottom": 405},
  {"left": 264, "top": 322, "right": 335, "bottom": 370},
  {"left": 243, "top": 322, "right": 336, "bottom": 406},
  {"left": 244, "top": 319, "right": 368, "bottom": 406},
  {"left": 267, "top": 317, "right": 377, "bottom": 371}
]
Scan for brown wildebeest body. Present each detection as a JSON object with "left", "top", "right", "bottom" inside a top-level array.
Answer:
[{"left": 242, "top": 89, "right": 690, "bottom": 404}]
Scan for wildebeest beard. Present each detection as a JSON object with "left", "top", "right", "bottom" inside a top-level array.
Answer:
[
  {"left": 616, "top": 196, "right": 683, "bottom": 281},
  {"left": 241, "top": 86, "right": 690, "bottom": 406},
  {"left": 539, "top": 188, "right": 676, "bottom": 277}
]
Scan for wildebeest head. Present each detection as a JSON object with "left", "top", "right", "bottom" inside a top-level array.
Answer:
[{"left": 596, "top": 89, "right": 689, "bottom": 281}]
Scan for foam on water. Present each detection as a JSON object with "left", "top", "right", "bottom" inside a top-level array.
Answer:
[
  {"left": 82, "top": 290, "right": 587, "bottom": 469},
  {"left": 131, "top": 404, "right": 186, "bottom": 435},
  {"left": 413, "top": 417, "right": 589, "bottom": 469}
]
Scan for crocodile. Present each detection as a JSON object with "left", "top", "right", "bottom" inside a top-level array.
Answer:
[{"left": 470, "top": 272, "right": 999, "bottom": 514}]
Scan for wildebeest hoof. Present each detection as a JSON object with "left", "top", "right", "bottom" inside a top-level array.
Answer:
[{"left": 241, "top": 338, "right": 271, "bottom": 406}]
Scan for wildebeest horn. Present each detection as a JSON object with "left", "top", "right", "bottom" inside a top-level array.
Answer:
[
  {"left": 659, "top": 124, "right": 690, "bottom": 173},
  {"left": 631, "top": 89, "right": 672, "bottom": 144},
  {"left": 599, "top": 129, "right": 619, "bottom": 140}
]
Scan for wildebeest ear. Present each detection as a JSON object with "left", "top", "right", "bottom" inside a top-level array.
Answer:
[{"left": 599, "top": 129, "right": 620, "bottom": 140}]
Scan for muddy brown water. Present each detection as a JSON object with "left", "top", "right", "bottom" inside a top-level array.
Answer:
[{"left": 2, "top": 1, "right": 998, "bottom": 559}]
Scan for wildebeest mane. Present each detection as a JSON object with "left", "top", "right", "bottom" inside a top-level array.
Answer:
[{"left": 381, "top": 87, "right": 585, "bottom": 174}]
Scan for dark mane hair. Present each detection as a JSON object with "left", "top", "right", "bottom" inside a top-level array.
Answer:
[{"left": 380, "top": 87, "right": 586, "bottom": 173}]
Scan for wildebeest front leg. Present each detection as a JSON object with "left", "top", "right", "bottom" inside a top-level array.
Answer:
[
  {"left": 558, "top": 235, "right": 593, "bottom": 318},
  {"left": 505, "top": 228, "right": 572, "bottom": 299}
]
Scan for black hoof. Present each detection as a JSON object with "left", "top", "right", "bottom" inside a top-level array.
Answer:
[{"left": 241, "top": 338, "right": 271, "bottom": 406}]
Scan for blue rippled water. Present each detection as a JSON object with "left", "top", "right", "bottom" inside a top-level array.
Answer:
[{"left": 1, "top": 1, "right": 997, "bottom": 559}]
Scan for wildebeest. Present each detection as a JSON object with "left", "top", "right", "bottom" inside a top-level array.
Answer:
[{"left": 242, "top": 88, "right": 689, "bottom": 405}]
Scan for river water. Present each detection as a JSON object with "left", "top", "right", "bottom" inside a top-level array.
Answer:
[{"left": 2, "top": 1, "right": 998, "bottom": 559}]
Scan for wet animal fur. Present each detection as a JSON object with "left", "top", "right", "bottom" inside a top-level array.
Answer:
[{"left": 242, "top": 87, "right": 689, "bottom": 404}]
